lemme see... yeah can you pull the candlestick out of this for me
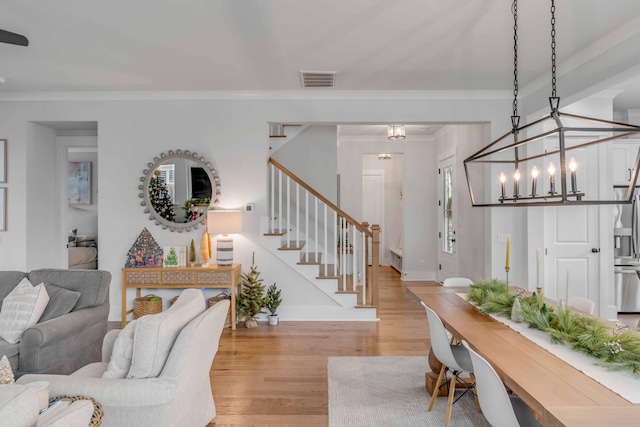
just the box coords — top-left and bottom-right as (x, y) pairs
(531, 166), (539, 196)
(499, 172), (506, 199)
(569, 157), (578, 193)
(505, 267), (510, 290)
(505, 237), (511, 270)
(548, 161), (556, 195)
(513, 169), (520, 198)
(537, 286), (543, 310)
(536, 248), (540, 288)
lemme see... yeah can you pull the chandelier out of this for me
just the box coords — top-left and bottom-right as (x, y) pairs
(387, 125), (406, 141)
(378, 153), (392, 160)
(464, 0), (640, 207)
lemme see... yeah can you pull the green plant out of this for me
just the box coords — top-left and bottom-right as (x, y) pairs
(467, 280), (640, 376)
(181, 197), (211, 222)
(236, 252), (266, 322)
(265, 283), (282, 315)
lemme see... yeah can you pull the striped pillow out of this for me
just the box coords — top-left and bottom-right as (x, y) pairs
(0, 278), (50, 344)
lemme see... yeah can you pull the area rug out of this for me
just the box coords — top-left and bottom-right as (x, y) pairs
(328, 356), (490, 427)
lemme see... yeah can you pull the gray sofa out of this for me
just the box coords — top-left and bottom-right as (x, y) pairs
(0, 269), (110, 378)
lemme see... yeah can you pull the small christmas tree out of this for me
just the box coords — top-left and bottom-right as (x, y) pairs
(125, 227), (163, 267)
(0, 355), (14, 384)
(165, 247), (178, 266)
(237, 252), (266, 328)
(189, 239), (196, 264)
(149, 170), (175, 222)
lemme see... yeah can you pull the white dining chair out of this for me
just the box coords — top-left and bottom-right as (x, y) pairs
(569, 297), (595, 315)
(462, 341), (542, 427)
(421, 302), (477, 427)
(442, 277), (474, 287)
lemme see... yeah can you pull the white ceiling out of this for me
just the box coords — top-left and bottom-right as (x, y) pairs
(3, 0), (640, 142)
(1, 0), (640, 96)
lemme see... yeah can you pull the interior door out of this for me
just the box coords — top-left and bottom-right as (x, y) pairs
(362, 171), (384, 265)
(438, 156), (458, 281)
(544, 143), (599, 306)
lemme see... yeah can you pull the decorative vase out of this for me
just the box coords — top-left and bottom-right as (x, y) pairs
(269, 314), (279, 326)
(244, 317), (258, 328)
(511, 297), (524, 323)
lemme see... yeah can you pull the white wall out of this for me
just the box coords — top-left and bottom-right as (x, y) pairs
(272, 125), (338, 204)
(26, 123), (58, 271)
(337, 136), (437, 280)
(0, 95), (510, 320)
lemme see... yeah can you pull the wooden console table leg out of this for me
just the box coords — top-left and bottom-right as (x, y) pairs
(231, 283), (237, 331)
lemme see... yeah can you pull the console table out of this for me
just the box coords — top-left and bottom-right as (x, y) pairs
(121, 264), (241, 330)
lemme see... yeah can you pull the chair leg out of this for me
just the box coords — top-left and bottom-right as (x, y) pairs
(469, 372), (482, 413)
(428, 363), (446, 411)
(445, 371), (457, 427)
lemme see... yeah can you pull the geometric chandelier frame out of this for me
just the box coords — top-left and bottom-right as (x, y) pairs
(463, 0), (640, 207)
(464, 110), (640, 207)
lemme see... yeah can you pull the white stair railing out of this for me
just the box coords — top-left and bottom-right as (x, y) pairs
(268, 158), (380, 307)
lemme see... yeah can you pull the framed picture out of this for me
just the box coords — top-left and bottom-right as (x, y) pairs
(68, 162), (91, 205)
(163, 246), (186, 267)
(0, 139), (6, 183)
(0, 188), (6, 231)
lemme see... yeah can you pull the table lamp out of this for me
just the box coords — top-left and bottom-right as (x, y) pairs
(207, 210), (242, 266)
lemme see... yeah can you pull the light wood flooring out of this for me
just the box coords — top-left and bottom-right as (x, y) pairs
(209, 267), (438, 426)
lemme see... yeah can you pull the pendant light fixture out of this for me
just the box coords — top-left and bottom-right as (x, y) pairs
(387, 125), (406, 141)
(378, 153), (392, 160)
(464, 0), (640, 207)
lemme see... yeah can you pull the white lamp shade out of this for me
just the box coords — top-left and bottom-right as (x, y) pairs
(207, 210), (243, 235)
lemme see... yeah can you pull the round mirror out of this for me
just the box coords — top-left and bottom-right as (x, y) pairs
(138, 149), (220, 232)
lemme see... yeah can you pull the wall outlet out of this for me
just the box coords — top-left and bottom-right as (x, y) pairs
(497, 233), (510, 243)
(245, 203), (254, 212)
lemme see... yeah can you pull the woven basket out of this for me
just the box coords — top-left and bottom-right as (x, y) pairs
(133, 294), (162, 319)
(208, 293), (232, 328)
(50, 395), (104, 427)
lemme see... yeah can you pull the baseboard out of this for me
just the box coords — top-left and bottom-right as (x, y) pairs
(401, 271), (436, 281)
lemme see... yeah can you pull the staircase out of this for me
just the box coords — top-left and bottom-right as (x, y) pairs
(261, 158), (380, 320)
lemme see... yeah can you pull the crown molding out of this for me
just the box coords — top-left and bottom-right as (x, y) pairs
(0, 90), (512, 102)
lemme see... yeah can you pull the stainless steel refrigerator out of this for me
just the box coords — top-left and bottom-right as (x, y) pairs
(614, 187), (640, 313)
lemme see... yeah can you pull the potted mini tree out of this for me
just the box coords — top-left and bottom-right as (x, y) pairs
(236, 253), (266, 328)
(265, 283), (282, 325)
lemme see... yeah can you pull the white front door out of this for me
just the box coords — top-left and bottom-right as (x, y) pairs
(543, 144), (599, 306)
(362, 170), (384, 265)
(438, 156), (458, 281)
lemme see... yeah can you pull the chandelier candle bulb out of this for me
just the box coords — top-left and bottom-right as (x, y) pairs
(569, 157), (578, 193)
(531, 166), (539, 196)
(513, 169), (521, 198)
(499, 172), (507, 199)
(548, 162), (556, 194)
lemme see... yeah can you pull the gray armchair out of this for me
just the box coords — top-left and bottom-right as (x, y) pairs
(0, 269), (111, 377)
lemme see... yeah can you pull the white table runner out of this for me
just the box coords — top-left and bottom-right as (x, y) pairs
(456, 293), (640, 404)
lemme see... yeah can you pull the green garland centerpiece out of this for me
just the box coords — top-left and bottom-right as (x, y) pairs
(467, 279), (640, 377)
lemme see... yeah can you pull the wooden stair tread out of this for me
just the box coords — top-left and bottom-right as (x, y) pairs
(335, 291), (358, 294)
(298, 252), (322, 265)
(355, 304), (378, 309)
(278, 241), (306, 250)
(264, 229), (287, 236)
(317, 264), (338, 278)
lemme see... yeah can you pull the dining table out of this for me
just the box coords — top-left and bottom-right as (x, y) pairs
(407, 284), (640, 427)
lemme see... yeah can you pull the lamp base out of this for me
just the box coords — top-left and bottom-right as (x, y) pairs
(217, 235), (234, 266)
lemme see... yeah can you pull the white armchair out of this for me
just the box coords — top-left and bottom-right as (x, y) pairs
(18, 293), (229, 427)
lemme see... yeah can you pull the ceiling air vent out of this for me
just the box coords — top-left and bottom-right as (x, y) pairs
(300, 71), (337, 88)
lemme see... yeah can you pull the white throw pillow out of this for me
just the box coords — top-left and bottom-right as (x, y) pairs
(0, 278), (50, 344)
(127, 289), (205, 379)
(102, 319), (138, 379)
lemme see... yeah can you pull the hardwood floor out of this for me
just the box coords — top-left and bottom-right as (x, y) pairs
(209, 267), (439, 426)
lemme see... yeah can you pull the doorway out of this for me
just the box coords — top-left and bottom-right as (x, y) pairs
(438, 153), (458, 281)
(362, 154), (404, 267)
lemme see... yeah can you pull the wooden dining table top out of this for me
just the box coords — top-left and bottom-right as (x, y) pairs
(407, 284), (640, 427)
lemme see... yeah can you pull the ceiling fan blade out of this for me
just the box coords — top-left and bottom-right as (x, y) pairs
(0, 29), (29, 46)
